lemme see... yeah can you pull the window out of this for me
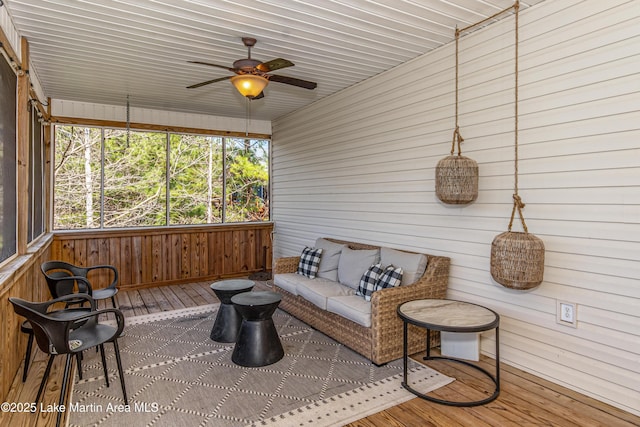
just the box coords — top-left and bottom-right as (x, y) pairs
(53, 125), (269, 229)
(0, 55), (17, 263)
(169, 134), (223, 225)
(54, 126), (102, 229)
(28, 103), (45, 242)
(103, 129), (167, 227)
(225, 138), (270, 222)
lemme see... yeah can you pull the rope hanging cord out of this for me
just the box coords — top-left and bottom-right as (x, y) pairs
(507, 1), (527, 233)
(451, 1), (520, 157)
(450, 28), (464, 156)
(458, 1), (525, 231)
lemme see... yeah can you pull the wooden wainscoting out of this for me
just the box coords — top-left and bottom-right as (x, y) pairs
(50, 223), (273, 290)
(0, 235), (53, 406)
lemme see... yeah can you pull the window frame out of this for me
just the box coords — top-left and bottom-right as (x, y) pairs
(52, 124), (271, 230)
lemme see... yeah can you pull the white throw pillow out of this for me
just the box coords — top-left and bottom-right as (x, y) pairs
(315, 238), (347, 281)
(380, 247), (428, 286)
(337, 247), (380, 290)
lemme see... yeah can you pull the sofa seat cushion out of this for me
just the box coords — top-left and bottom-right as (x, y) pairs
(380, 247), (428, 286)
(274, 273), (338, 296)
(326, 295), (372, 328)
(274, 273), (304, 295)
(297, 281), (355, 310)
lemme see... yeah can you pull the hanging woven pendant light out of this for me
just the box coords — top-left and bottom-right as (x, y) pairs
(490, 1), (545, 290)
(436, 28), (478, 204)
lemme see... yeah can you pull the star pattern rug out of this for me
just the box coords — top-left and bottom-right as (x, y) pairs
(69, 304), (453, 427)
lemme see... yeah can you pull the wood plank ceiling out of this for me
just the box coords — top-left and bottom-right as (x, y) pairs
(4, 0), (545, 121)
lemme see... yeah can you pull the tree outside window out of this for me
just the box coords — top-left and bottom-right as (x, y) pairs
(53, 125), (269, 229)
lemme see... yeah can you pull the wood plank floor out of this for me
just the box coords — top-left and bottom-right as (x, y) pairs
(3, 280), (638, 427)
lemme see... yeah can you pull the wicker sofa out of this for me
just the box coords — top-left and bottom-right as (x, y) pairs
(272, 238), (450, 365)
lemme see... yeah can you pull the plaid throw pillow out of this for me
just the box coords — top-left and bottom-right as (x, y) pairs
(375, 265), (403, 291)
(296, 247), (323, 278)
(356, 263), (383, 301)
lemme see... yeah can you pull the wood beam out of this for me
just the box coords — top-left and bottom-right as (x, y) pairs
(44, 97), (52, 232)
(29, 87), (50, 121)
(16, 37), (29, 254)
(50, 116), (271, 139)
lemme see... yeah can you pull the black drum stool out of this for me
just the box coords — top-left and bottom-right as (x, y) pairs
(230, 291), (284, 367)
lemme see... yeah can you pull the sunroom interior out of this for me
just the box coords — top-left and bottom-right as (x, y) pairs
(0, 0), (638, 425)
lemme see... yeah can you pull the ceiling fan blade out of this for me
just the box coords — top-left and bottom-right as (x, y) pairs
(269, 74), (317, 90)
(256, 58), (294, 72)
(188, 60), (236, 73)
(186, 75), (231, 89)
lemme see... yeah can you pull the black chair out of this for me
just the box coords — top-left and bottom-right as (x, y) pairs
(20, 306), (91, 383)
(41, 261), (119, 308)
(10, 294), (128, 427)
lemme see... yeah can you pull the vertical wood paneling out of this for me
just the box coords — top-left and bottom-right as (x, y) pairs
(224, 231), (234, 273)
(190, 233), (201, 277)
(142, 236), (152, 284)
(120, 237), (132, 287)
(271, 0), (639, 416)
(181, 233), (190, 278)
(131, 236), (143, 284)
(50, 223), (273, 290)
(170, 234), (181, 281)
(151, 235), (162, 282)
(199, 232), (207, 276)
(210, 232), (225, 277)
(0, 236), (52, 403)
(73, 239), (86, 266)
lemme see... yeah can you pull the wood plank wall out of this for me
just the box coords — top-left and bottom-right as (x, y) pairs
(271, 0), (639, 417)
(0, 236), (52, 403)
(51, 223), (274, 290)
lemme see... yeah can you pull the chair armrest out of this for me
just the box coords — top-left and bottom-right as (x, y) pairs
(86, 264), (119, 288)
(43, 293), (97, 311)
(274, 256), (300, 274)
(63, 308), (125, 336)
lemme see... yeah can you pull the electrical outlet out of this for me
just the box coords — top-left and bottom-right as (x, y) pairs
(556, 301), (577, 328)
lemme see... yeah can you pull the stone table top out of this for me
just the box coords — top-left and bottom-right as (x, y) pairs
(210, 279), (255, 292)
(398, 299), (499, 332)
(231, 290), (282, 307)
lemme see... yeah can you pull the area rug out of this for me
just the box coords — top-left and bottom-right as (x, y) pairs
(69, 304), (453, 427)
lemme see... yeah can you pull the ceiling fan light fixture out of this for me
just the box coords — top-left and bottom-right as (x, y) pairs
(230, 74), (268, 98)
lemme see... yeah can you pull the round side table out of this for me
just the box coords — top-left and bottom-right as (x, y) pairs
(230, 291), (284, 367)
(397, 299), (500, 407)
(209, 279), (254, 342)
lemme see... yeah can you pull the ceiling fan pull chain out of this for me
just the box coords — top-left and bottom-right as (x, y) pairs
(245, 97), (250, 136)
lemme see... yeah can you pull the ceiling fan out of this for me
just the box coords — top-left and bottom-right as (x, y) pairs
(186, 37), (317, 99)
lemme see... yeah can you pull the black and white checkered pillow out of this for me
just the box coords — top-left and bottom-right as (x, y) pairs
(375, 265), (403, 291)
(296, 247), (323, 278)
(356, 263), (383, 301)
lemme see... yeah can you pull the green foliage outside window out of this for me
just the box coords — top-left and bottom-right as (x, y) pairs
(53, 125), (269, 230)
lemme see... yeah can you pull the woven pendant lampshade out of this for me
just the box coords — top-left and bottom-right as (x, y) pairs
(436, 26), (478, 205)
(491, 230), (544, 290)
(489, 1), (545, 290)
(436, 154), (478, 204)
